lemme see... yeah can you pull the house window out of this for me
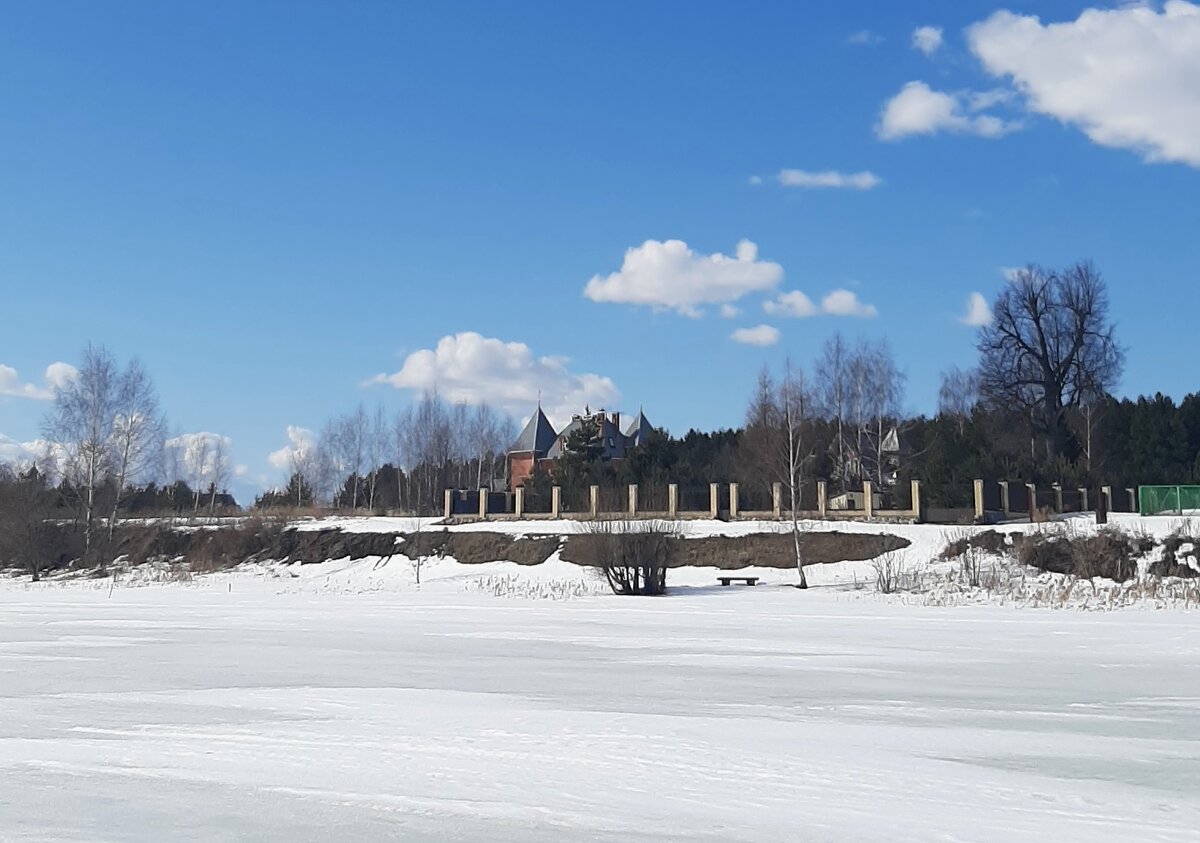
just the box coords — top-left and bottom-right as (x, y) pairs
(607, 437), (614, 448)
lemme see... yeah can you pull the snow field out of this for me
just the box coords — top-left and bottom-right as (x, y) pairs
(1, 582), (1199, 841)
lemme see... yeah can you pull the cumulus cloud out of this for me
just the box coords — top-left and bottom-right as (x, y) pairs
(268, 426), (317, 471)
(821, 289), (878, 318)
(730, 325), (781, 347)
(719, 304), (741, 319)
(776, 169), (882, 190)
(747, 175), (763, 186)
(166, 432), (233, 485)
(764, 291), (818, 318)
(847, 29), (884, 46)
(583, 239), (783, 317)
(369, 332), (620, 424)
(764, 289), (877, 318)
(967, 2), (1200, 167)
(0, 362), (78, 400)
(960, 292), (994, 327)
(912, 25), (944, 55)
(877, 81), (1021, 140)
(0, 434), (50, 466)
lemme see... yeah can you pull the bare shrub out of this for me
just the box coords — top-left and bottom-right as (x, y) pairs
(960, 546), (984, 588)
(584, 519), (677, 596)
(872, 551), (906, 594)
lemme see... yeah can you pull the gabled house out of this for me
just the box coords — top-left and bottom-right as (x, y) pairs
(831, 425), (910, 488)
(507, 404), (655, 489)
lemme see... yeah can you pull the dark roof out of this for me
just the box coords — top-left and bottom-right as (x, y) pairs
(624, 409), (654, 447)
(510, 406), (558, 455)
(547, 412), (627, 460)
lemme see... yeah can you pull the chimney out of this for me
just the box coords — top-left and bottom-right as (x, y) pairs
(611, 411), (620, 431)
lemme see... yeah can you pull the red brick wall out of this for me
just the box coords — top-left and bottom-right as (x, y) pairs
(509, 453), (535, 488)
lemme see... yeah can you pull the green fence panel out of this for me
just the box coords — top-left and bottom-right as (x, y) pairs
(1139, 485), (1200, 515)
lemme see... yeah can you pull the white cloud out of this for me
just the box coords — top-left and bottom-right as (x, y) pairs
(747, 175), (763, 186)
(877, 81), (1021, 140)
(913, 25), (944, 56)
(967, 2), (1200, 167)
(369, 332), (620, 424)
(960, 292), (994, 326)
(764, 289), (877, 318)
(583, 239), (783, 317)
(719, 304), (741, 319)
(268, 425), (317, 471)
(0, 362), (77, 400)
(166, 432), (233, 485)
(847, 30), (883, 46)
(764, 291), (818, 318)
(1001, 266), (1021, 282)
(776, 169), (882, 190)
(0, 434), (50, 466)
(821, 289), (878, 318)
(730, 325), (781, 347)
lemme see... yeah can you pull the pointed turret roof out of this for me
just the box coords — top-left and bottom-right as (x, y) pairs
(624, 408), (654, 447)
(510, 406), (558, 456)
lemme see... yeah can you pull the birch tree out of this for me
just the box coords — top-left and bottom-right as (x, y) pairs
(106, 359), (166, 537)
(43, 344), (118, 562)
(778, 358), (815, 589)
(816, 335), (849, 491)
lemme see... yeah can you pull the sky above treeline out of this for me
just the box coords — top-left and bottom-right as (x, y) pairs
(2, 1), (1199, 498)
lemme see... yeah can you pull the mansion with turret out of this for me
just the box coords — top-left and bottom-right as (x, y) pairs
(507, 405), (654, 489)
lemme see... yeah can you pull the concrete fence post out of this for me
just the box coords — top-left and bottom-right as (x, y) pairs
(999, 481), (1011, 519)
(772, 482), (782, 518)
(1102, 485), (1113, 512)
(817, 480), (828, 519)
(1127, 487), (1138, 514)
(478, 488), (489, 519)
(973, 479), (985, 521)
(628, 484), (638, 517)
(1026, 484), (1037, 521)
(709, 483), (719, 519)
(444, 489), (453, 520)
(1078, 487), (1089, 512)
(514, 487), (525, 518)
(910, 479), (922, 522)
(863, 480), (874, 520)
(589, 485), (599, 518)
(1052, 484), (1064, 514)
(551, 486), (561, 519)
(668, 484), (678, 518)
(729, 483), (740, 519)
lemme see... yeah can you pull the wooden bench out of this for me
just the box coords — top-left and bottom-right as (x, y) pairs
(717, 576), (759, 587)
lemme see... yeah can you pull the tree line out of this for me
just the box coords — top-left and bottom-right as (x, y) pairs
(4, 259), (1199, 577)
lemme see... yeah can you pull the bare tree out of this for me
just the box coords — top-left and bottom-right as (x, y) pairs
(816, 335), (850, 491)
(977, 261), (1124, 462)
(330, 406), (369, 510)
(393, 406), (415, 513)
(938, 366), (980, 434)
(366, 404), (388, 511)
(184, 435), (211, 512)
(0, 466), (59, 581)
(739, 366), (781, 503)
(106, 359), (166, 538)
(779, 358), (815, 589)
(43, 344), (118, 562)
(207, 435), (232, 515)
(865, 341), (905, 490)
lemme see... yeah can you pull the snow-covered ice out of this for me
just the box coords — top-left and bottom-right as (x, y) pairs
(2, 577), (1198, 841)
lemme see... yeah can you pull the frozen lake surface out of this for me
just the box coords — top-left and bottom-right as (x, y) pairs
(1, 583), (1198, 841)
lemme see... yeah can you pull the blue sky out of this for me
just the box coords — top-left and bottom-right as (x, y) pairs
(2, 1), (1199, 498)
